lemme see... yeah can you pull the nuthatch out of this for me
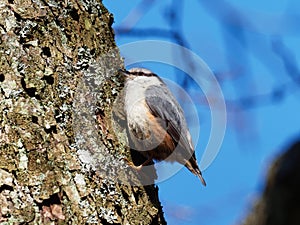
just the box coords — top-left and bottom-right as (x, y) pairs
(120, 68), (206, 186)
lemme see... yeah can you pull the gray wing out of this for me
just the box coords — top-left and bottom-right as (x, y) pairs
(145, 84), (194, 155)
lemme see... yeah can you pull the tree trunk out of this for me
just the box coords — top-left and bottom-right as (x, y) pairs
(242, 141), (300, 225)
(0, 0), (166, 224)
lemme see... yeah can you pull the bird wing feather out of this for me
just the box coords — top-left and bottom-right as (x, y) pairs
(145, 85), (194, 156)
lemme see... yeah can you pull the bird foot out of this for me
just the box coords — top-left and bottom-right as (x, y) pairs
(122, 158), (143, 171)
(122, 157), (152, 171)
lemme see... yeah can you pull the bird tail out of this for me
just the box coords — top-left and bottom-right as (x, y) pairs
(196, 171), (207, 186)
(185, 159), (207, 186)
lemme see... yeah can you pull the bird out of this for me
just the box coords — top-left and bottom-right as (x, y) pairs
(120, 68), (206, 186)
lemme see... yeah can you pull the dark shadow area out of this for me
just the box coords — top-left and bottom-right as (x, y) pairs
(243, 140), (300, 225)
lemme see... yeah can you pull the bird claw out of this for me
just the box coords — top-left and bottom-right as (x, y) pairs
(121, 157), (143, 171)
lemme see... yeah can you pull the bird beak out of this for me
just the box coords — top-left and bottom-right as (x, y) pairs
(118, 69), (129, 76)
(119, 68), (134, 79)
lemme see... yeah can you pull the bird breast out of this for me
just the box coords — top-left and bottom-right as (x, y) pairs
(124, 77), (174, 157)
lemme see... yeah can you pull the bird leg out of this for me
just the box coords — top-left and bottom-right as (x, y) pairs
(123, 157), (153, 171)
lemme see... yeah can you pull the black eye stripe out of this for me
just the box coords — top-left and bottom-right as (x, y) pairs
(130, 71), (157, 77)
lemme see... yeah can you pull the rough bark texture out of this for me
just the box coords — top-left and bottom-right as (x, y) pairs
(242, 141), (300, 225)
(0, 0), (166, 224)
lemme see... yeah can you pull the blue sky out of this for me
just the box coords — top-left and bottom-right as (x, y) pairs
(104, 1), (300, 224)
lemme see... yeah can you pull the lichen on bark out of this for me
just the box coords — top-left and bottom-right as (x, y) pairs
(0, 0), (166, 224)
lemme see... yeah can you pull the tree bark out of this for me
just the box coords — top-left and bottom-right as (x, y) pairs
(0, 0), (166, 224)
(242, 141), (300, 225)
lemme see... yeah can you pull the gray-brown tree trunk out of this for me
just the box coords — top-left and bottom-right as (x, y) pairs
(0, 0), (166, 224)
(242, 141), (300, 225)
